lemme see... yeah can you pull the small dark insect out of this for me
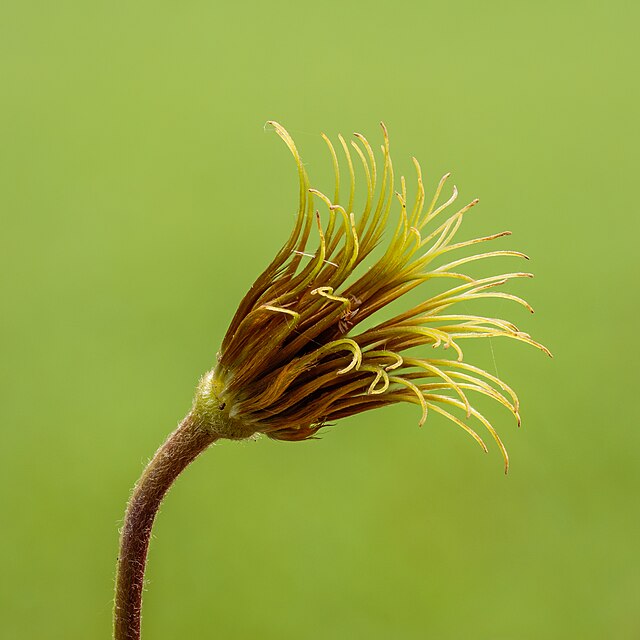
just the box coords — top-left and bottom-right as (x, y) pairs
(338, 296), (362, 334)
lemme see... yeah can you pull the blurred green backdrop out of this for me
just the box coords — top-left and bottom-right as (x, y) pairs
(1, 1), (638, 638)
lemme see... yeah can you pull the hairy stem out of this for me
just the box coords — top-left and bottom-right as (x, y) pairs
(113, 413), (218, 640)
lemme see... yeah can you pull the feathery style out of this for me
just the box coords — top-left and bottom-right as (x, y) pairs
(197, 121), (550, 472)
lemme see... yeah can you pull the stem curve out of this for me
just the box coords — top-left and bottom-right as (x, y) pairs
(113, 413), (217, 640)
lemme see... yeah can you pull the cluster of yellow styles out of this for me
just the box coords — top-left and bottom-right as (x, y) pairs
(199, 122), (550, 472)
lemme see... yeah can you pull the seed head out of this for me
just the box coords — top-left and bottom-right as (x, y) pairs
(195, 122), (550, 472)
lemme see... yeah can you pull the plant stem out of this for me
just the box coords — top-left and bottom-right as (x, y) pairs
(113, 412), (218, 640)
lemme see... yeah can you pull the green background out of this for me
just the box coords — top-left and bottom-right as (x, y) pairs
(1, 2), (638, 638)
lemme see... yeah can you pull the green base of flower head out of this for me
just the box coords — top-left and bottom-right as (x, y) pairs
(192, 370), (257, 440)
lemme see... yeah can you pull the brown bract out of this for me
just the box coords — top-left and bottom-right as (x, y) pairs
(206, 122), (550, 471)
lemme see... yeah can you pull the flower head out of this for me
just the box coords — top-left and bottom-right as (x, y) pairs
(195, 122), (550, 471)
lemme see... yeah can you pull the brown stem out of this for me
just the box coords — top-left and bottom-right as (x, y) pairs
(113, 413), (218, 640)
